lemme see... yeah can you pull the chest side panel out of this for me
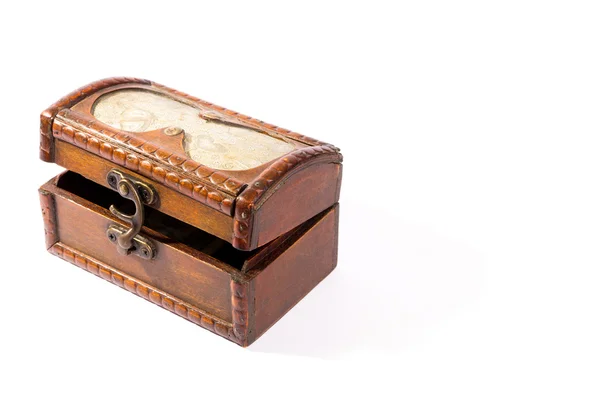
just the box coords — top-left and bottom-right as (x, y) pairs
(251, 204), (339, 341)
(51, 183), (234, 323)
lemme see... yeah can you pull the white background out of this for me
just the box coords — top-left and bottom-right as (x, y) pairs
(1, 1), (599, 398)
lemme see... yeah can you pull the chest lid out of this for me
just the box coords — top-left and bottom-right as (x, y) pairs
(40, 77), (343, 251)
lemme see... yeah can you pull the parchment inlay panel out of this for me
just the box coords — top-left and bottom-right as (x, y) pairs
(92, 89), (295, 170)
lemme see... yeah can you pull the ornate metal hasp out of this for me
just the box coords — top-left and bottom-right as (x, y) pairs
(106, 169), (157, 260)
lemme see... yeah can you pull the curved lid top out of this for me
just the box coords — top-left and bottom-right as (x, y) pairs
(91, 88), (296, 171)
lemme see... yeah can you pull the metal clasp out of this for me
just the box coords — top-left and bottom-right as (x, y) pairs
(106, 169), (157, 260)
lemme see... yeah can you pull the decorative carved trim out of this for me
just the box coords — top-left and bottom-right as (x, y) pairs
(53, 112), (241, 215)
(50, 243), (244, 345)
(231, 280), (249, 345)
(233, 144), (342, 249)
(40, 77), (151, 162)
(39, 189), (58, 249)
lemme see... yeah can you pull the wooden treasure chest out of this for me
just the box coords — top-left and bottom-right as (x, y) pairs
(38, 77), (343, 346)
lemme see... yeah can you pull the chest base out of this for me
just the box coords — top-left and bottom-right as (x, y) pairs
(40, 172), (339, 346)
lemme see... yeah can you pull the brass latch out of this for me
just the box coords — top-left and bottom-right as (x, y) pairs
(106, 169), (157, 260)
